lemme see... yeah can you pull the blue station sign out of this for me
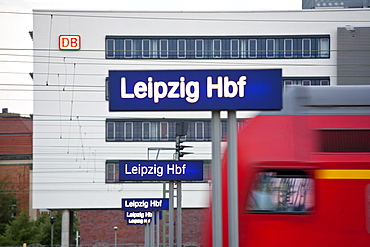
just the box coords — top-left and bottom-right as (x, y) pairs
(122, 198), (170, 211)
(109, 69), (282, 111)
(124, 211), (153, 220)
(127, 218), (152, 225)
(119, 160), (204, 181)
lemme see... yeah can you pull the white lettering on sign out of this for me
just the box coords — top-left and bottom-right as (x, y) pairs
(125, 211), (153, 219)
(121, 77), (199, 103)
(124, 163), (164, 177)
(121, 76), (248, 103)
(124, 199), (164, 209)
(150, 200), (162, 208)
(207, 76), (247, 98)
(59, 35), (80, 50)
(128, 218), (151, 224)
(167, 163), (186, 175)
(124, 200), (149, 209)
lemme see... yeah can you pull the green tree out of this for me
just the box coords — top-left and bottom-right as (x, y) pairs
(0, 210), (78, 247)
(0, 178), (18, 235)
(0, 211), (39, 245)
(36, 212), (62, 246)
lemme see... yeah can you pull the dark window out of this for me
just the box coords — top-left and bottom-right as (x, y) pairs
(247, 169), (314, 214)
(106, 162), (119, 183)
(319, 130), (370, 152)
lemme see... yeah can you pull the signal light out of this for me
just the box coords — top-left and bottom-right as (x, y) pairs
(50, 216), (56, 224)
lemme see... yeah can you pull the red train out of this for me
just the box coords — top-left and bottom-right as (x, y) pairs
(206, 86), (370, 246)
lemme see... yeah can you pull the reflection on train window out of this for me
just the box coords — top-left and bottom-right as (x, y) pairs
(247, 170), (314, 214)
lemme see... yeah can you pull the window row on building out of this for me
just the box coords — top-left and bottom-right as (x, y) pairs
(284, 77), (330, 87)
(106, 160), (211, 183)
(106, 35), (330, 59)
(106, 119), (233, 142)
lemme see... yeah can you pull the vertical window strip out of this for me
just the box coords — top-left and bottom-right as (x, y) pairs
(106, 39), (115, 58)
(160, 122), (169, 140)
(105, 77), (109, 101)
(302, 38), (311, 57)
(107, 122), (115, 140)
(284, 39), (293, 58)
(178, 39), (186, 58)
(248, 39), (257, 58)
(240, 39), (247, 58)
(152, 39), (159, 58)
(124, 122), (133, 140)
(320, 38), (330, 58)
(195, 39), (204, 58)
(213, 39), (222, 58)
(195, 122), (204, 140)
(266, 39), (275, 58)
(160, 39), (168, 58)
(124, 39), (133, 58)
(142, 122), (151, 140)
(106, 162), (119, 183)
(142, 39), (151, 58)
(231, 39), (239, 58)
(115, 122), (124, 140)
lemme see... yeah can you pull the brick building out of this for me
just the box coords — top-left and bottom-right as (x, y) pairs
(0, 109), (36, 219)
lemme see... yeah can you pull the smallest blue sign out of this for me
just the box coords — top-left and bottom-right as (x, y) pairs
(122, 198), (170, 211)
(127, 218), (152, 225)
(124, 211), (153, 220)
(119, 160), (203, 181)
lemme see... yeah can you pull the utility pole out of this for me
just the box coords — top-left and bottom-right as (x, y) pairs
(174, 122), (192, 247)
(50, 216), (56, 247)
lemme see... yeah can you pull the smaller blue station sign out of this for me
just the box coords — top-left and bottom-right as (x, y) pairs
(119, 160), (204, 181)
(122, 198), (170, 211)
(127, 218), (152, 225)
(124, 211), (153, 220)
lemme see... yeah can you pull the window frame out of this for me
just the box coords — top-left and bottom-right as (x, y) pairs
(247, 169), (315, 215)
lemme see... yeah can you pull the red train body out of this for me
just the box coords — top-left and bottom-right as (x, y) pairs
(206, 86), (370, 246)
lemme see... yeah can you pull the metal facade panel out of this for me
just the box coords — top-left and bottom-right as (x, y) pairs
(337, 27), (370, 85)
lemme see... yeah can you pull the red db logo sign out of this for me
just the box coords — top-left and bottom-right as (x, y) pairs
(59, 35), (81, 50)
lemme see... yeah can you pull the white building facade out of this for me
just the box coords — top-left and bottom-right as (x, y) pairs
(32, 8), (370, 245)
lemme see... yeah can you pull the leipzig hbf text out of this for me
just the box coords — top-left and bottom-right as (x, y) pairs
(124, 163), (187, 178)
(120, 75), (247, 103)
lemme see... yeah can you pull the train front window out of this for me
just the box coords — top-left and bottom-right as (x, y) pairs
(247, 169), (314, 214)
